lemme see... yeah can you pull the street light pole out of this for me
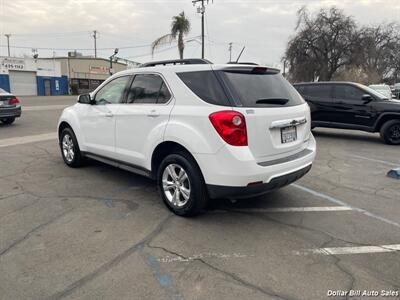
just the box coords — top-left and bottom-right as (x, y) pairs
(5, 34), (11, 57)
(109, 48), (119, 75)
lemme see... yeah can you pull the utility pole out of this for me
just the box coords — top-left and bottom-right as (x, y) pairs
(192, 0), (213, 59)
(5, 34), (11, 57)
(92, 30), (98, 58)
(228, 42), (233, 62)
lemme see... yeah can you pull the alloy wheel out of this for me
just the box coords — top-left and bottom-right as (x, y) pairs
(62, 134), (75, 163)
(389, 124), (400, 143)
(162, 163), (191, 207)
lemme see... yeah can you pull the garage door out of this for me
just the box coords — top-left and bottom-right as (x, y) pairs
(9, 71), (37, 96)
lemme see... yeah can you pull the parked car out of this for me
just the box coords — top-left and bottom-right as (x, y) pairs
(369, 84), (393, 99)
(293, 81), (400, 145)
(0, 88), (21, 125)
(58, 59), (316, 216)
(394, 83), (400, 99)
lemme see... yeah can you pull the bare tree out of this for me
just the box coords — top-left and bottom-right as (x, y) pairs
(357, 23), (400, 83)
(284, 7), (358, 82)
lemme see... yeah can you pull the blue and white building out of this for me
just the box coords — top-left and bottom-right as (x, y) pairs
(0, 57), (68, 96)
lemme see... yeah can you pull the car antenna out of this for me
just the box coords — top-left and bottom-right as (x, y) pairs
(236, 46), (246, 63)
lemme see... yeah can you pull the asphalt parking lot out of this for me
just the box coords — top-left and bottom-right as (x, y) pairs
(0, 96), (399, 300)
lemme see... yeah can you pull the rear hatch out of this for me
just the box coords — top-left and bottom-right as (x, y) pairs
(216, 66), (310, 161)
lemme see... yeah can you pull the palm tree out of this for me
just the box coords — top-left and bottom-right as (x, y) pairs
(151, 11), (191, 60)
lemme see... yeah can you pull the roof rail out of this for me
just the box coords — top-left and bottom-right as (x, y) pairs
(227, 61), (259, 65)
(140, 58), (213, 68)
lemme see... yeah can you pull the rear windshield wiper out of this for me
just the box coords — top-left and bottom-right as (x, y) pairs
(255, 98), (289, 105)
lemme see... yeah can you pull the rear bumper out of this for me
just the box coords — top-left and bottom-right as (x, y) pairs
(0, 106), (21, 118)
(195, 134), (316, 186)
(207, 164), (312, 199)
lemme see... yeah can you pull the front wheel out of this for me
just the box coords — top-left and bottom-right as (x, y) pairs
(157, 152), (208, 217)
(1, 117), (15, 125)
(60, 127), (85, 167)
(380, 120), (400, 145)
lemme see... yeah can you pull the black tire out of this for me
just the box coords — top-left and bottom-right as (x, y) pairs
(60, 127), (85, 167)
(1, 117), (15, 125)
(380, 120), (400, 145)
(157, 152), (208, 217)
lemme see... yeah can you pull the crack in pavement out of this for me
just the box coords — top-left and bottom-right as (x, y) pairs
(147, 244), (296, 300)
(237, 211), (399, 292)
(46, 214), (173, 300)
(0, 197), (41, 221)
(0, 209), (72, 257)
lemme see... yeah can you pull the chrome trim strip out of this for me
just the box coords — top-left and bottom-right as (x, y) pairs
(270, 117), (307, 129)
(257, 148), (313, 167)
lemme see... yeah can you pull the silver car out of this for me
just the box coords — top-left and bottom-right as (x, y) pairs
(0, 88), (21, 125)
(369, 84), (393, 99)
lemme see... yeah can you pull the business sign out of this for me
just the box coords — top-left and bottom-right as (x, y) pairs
(89, 66), (110, 74)
(1, 58), (25, 70)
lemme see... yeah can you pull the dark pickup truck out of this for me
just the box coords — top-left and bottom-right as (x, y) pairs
(293, 82), (400, 145)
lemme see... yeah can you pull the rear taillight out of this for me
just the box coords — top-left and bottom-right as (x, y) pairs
(9, 97), (20, 105)
(209, 111), (247, 146)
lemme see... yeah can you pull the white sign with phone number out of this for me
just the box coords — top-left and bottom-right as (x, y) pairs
(1, 59), (25, 70)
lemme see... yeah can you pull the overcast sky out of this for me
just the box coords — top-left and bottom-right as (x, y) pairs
(0, 0), (399, 67)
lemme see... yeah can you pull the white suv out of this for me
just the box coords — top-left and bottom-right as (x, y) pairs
(58, 59), (316, 216)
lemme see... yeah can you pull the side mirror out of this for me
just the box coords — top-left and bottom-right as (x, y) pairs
(78, 94), (93, 104)
(361, 94), (373, 103)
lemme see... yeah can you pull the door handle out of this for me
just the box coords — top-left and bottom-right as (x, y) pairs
(147, 110), (159, 118)
(105, 112), (113, 117)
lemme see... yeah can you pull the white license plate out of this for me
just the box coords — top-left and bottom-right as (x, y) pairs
(281, 126), (297, 144)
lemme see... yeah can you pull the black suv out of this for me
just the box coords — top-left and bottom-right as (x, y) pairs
(293, 82), (400, 145)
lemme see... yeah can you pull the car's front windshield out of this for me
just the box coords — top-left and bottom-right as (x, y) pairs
(357, 83), (389, 100)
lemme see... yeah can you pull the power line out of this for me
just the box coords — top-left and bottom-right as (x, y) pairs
(0, 36), (200, 52)
(125, 44), (179, 59)
(6, 31), (91, 37)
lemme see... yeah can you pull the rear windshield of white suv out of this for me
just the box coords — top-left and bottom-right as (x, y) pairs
(222, 71), (305, 107)
(177, 70), (304, 108)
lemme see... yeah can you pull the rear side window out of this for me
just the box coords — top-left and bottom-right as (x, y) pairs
(177, 71), (230, 106)
(302, 85), (332, 98)
(127, 74), (171, 104)
(222, 72), (305, 107)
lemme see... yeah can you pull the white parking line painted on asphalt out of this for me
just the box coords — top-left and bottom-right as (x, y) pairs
(296, 244), (400, 256)
(23, 105), (69, 111)
(348, 154), (399, 167)
(292, 183), (400, 229)
(0, 132), (56, 148)
(213, 206), (353, 213)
